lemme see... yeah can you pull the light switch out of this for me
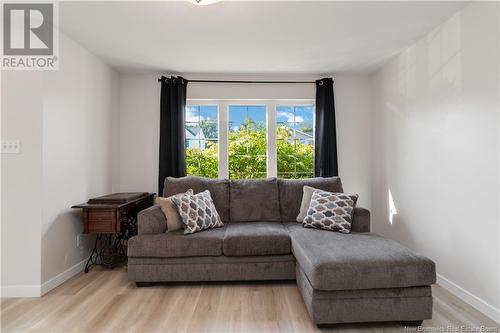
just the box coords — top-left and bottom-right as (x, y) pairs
(1, 140), (20, 154)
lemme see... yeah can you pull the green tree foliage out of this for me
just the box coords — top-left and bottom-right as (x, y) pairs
(186, 121), (314, 179)
(185, 139), (218, 178)
(276, 125), (314, 179)
(228, 120), (267, 179)
(199, 121), (217, 139)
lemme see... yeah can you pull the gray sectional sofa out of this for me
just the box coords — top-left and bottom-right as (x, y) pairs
(128, 176), (436, 326)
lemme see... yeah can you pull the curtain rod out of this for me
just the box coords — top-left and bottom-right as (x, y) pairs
(157, 78), (315, 84)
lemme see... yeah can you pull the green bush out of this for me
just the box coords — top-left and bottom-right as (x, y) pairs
(186, 122), (314, 179)
(186, 140), (218, 178)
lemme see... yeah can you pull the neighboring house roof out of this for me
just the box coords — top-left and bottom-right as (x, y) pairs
(295, 129), (313, 140)
(186, 126), (206, 140)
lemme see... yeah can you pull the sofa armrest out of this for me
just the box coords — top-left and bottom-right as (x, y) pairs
(351, 207), (370, 232)
(137, 205), (167, 234)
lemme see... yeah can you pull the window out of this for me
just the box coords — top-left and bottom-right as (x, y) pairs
(228, 105), (267, 179)
(185, 105), (218, 178)
(276, 106), (314, 179)
(185, 101), (314, 179)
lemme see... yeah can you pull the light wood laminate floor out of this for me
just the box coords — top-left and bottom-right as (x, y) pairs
(1, 266), (498, 333)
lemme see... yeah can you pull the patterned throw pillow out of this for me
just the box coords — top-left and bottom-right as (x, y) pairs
(303, 189), (358, 233)
(171, 190), (223, 234)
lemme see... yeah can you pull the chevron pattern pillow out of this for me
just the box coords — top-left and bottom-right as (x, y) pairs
(303, 189), (358, 233)
(171, 190), (223, 234)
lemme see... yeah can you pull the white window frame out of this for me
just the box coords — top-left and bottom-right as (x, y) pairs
(186, 99), (315, 179)
(185, 103), (220, 177)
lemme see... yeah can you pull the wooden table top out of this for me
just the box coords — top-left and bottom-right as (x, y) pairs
(72, 192), (154, 209)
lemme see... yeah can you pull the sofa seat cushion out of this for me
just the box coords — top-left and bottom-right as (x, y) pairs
(223, 222), (291, 256)
(288, 227), (436, 291)
(127, 226), (226, 258)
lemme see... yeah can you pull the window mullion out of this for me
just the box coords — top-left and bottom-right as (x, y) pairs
(267, 101), (277, 178)
(218, 101), (229, 179)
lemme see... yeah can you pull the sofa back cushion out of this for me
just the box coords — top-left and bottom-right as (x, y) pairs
(277, 177), (343, 222)
(163, 176), (230, 222)
(230, 178), (281, 222)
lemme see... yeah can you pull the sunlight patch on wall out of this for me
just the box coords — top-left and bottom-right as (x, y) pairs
(388, 189), (398, 224)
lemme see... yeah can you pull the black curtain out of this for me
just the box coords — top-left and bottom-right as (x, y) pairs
(314, 77), (338, 177)
(158, 75), (188, 195)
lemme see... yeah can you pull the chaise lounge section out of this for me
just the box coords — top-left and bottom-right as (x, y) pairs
(127, 176), (436, 326)
(287, 223), (435, 324)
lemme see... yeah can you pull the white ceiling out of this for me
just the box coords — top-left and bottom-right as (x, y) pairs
(59, 1), (467, 74)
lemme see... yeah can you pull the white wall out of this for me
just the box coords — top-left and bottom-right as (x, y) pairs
(1, 71), (44, 296)
(1, 32), (119, 296)
(116, 73), (372, 208)
(117, 74), (159, 194)
(371, 2), (500, 321)
(41, 33), (119, 286)
(335, 75), (372, 209)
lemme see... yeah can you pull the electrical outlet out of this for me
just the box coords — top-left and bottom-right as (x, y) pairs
(76, 234), (84, 249)
(1, 140), (20, 154)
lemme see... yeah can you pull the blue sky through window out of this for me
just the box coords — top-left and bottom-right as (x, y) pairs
(276, 105), (314, 126)
(229, 105), (266, 131)
(186, 105), (217, 123)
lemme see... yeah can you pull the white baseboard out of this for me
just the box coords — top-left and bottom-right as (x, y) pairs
(1, 258), (88, 298)
(0, 285), (41, 298)
(40, 258), (88, 296)
(437, 273), (500, 323)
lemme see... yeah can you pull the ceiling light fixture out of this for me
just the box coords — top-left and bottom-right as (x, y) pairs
(188, 0), (222, 5)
